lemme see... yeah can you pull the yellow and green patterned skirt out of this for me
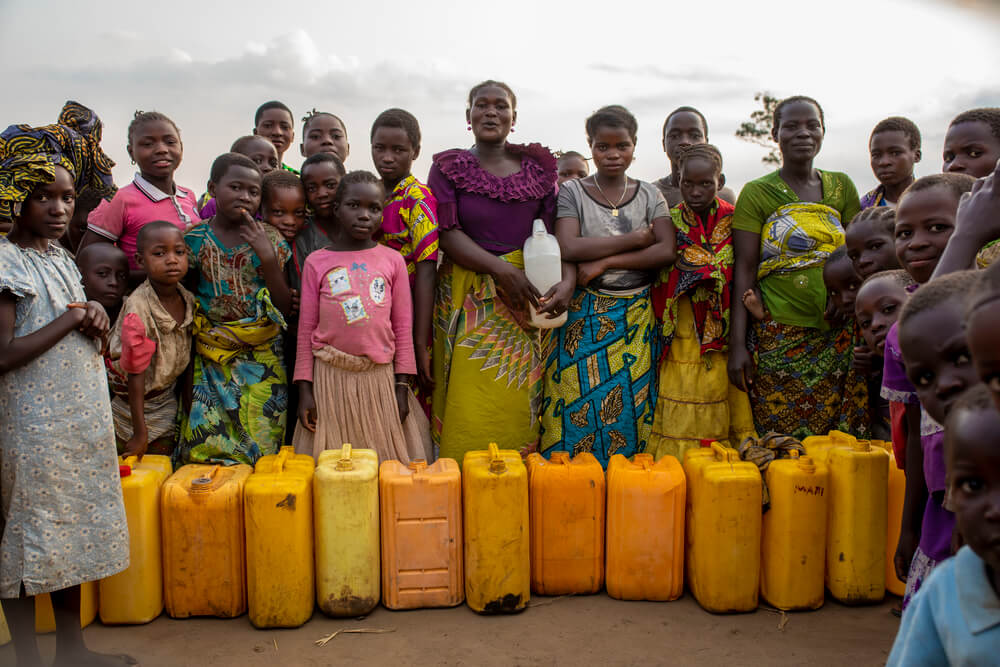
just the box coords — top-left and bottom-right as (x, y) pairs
(539, 286), (658, 467)
(432, 252), (546, 463)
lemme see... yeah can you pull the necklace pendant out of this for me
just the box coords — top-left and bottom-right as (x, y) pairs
(611, 208), (619, 217)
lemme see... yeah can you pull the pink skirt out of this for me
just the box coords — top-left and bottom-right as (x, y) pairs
(292, 346), (433, 464)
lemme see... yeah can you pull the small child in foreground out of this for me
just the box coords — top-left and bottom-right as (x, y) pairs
(855, 269), (915, 469)
(844, 207), (900, 280)
(293, 171), (431, 463)
(896, 270), (981, 610)
(76, 242), (129, 325)
(106, 221), (195, 458)
(888, 383), (1000, 665)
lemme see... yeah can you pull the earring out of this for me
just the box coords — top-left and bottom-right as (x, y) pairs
(130, 158), (136, 165)
(510, 125), (516, 133)
(467, 123), (472, 131)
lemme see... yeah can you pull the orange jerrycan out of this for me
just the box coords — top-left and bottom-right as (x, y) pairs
(527, 452), (605, 595)
(380, 457), (463, 609)
(161, 463), (252, 618)
(826, 440), (888, 604)
(760, 451), (828, 611)
(100, 456), (172, 624)
(245, 447), (315, 628)
(463, 443), (530, 613)
(606, 453), (686, 601)
(684, 443), (762, 613)
(314, 444), (380, 617)
(34, 581), (98, 633)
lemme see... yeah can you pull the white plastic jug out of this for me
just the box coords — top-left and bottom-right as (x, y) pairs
(524, 219), (567, 329)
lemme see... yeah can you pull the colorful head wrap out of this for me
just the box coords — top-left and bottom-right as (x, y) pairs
(0, 101), (117, 221)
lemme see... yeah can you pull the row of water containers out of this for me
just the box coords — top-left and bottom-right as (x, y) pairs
(2, 432), (905, 637)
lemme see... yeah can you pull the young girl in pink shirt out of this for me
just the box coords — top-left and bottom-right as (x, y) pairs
(293, 171), (431, 462)
(81, 111), (198, 284)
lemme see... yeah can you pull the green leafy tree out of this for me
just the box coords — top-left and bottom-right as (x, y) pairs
(736, 92), (781, 165)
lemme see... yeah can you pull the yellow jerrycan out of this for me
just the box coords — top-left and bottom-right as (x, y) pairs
(760, 451), (828, 611)
(161, 463), (253, 618)
(684, 443), (762, 613)
(606, 453), (686, 601)
(802, 430), (856, 464)
(826, 440), (889, 604)
(33, 581), (98, 633)
(527, 452), (605, 595)
(314, 444), (380, 617)
(99, 456), (173, 624)
(380, 457), (464, 609)
(869, 440), (906, 596)
(463, 443), (530, 613)
(245, 447), (315, 628)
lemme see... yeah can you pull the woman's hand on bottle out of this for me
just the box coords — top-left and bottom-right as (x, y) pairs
(576, 259), (605, 287)
(67, 300), (110, 338)
(727, 345), (755, 393)
(493, 263), (540, 309)
(536, 278), (574, 318)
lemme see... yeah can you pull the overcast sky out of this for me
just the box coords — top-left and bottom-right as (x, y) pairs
(1, 0), (998, 198)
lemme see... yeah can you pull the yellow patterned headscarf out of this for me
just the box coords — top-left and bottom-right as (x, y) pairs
(0, 101), (117, 221)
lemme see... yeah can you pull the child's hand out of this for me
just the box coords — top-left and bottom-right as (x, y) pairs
(290, 288), (300, 317)
(576, 260), (605, 287)
(68, 300), (110, 338)
(298, 392), (317, 432)
(238, 213), (277, 266)
(395, 382), (410, 424)
(955, 162), (1000, 246)
(122, 429), (148, 461)
(852, 343), (873, 374)
(894, 529), (918, 582)
(415, 347), (434, 395)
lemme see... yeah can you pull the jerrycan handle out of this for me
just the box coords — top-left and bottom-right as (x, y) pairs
(120, 455), (139, 467)
(550, 452), (571, 465)
(710, 442), (739, 463)
(408, 458), (428, 473)
(191, 465), (221, 491)
(488, 442), (507, 474)
(274, 446), (293, 474)
(633, 453), (654, 470)
(336, 443), (354, 471)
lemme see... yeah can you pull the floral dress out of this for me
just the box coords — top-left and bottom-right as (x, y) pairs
(0, 237), (128, 597)
(176, 223), (291, 466)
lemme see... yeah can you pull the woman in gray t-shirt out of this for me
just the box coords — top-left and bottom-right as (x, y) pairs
(540, 105), (676, 466)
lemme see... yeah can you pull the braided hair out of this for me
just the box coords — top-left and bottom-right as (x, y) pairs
(849, 206), (896, 236)
(677, 143), (723, 175)
(127, 110), (180, 146)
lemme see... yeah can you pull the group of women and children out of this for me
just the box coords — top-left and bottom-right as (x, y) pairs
(1, 84), (999, 665)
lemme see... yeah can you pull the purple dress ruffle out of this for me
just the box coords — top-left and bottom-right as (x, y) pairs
(427, 143), (558, 255)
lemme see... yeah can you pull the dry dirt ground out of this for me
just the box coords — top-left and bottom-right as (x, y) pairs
(1, 592), (899, 666)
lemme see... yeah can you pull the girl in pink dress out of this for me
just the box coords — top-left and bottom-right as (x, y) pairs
(292, 171), (431, 462)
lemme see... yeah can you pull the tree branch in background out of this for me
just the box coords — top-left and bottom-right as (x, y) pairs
(735, 92), (781, 166)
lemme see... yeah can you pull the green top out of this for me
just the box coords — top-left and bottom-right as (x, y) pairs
(732, 169), (860, 329)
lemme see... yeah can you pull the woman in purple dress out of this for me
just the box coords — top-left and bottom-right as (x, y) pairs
(428, 80), (574, 462)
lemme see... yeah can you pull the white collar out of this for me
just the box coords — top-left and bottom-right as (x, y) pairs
(133, 172), (188, 202)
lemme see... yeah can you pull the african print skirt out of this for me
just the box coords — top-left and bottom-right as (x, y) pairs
(176, 312), (287, 467)
(749, 317), (869, 440)
(648, 296), (756, 463)
(432, 252), (546, 463)
(539, 286), (658, 467)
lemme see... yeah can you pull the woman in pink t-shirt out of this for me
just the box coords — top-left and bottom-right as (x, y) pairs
(80, 111), (198, 284)
(292, 171), (432, 463)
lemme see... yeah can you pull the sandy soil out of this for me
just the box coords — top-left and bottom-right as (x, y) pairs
(1, 593), (899, 666)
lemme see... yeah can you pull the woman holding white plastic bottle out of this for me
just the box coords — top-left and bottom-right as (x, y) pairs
(428, 80), (574, 463)
(540, 105), (676, 467)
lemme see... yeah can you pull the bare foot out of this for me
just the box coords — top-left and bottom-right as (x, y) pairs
(742, 288), (766, 320)
(53, 648), (138, 667)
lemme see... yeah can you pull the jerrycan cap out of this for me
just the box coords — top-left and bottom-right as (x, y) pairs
(550, 452), (571, 465)
(336, 443), (354, 471)
(699, 439), (714, 448)
(118, 464), (132, 478)
(191, 466), (221, 491)
(851, 439), (872, 453)
(488, 443), (507, 474)
(531, 218), (546, 236)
